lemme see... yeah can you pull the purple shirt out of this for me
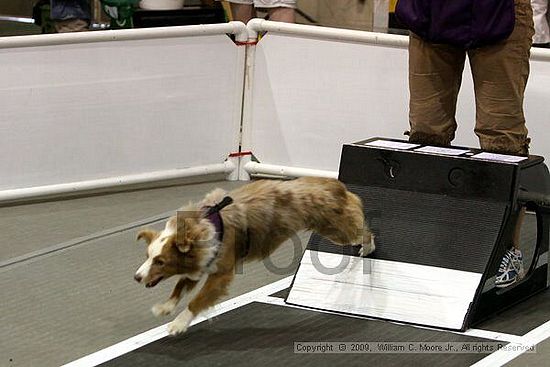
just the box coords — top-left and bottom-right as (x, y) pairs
(395, 0), (516, 49)
(51, 0), (91, 21)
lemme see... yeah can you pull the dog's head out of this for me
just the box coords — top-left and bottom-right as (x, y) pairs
(133, 213), (217, 288)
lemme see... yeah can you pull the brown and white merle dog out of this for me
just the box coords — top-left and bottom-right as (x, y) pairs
(134, 177), (374, 335)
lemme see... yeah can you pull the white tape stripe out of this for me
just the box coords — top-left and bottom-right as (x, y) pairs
(259, 296), (524, 344)
(470, 320), (550, 367)
(61, 276), (292, 367)
(0, 211), (173, 270)
(461, 329), (524, 344)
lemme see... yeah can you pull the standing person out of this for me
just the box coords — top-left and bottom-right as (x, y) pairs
(396, 0), (535, 287)
(221, 0), (296, 24)
(51, 0), (91, 32)
(532, 0), (550, 47)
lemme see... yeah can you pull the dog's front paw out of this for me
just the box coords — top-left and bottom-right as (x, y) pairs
(152, 300), (177, 317)
(167, 308), (194, 336)
(167, 320), (189, 335)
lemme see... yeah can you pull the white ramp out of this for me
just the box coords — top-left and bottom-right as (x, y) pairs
(287, 250), (482, 330)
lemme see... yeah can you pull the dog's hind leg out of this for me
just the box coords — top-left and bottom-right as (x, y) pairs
(313, 193), (375, 256)
(313, 206), (364, 245)
(342, 192), (375, 257)
(359, 228), (375, 257)
(315, 225), (375, 257)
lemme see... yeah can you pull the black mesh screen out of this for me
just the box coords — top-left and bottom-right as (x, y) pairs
(308, 184), (509, 273)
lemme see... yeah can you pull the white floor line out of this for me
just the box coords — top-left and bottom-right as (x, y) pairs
(0, 210), (173, 270)
(461, 328), (524, 344)
(61, 276), (293, 367)
(259, 296), (524, 344)
(62, 278), (546, 367)
(470, 320), (550, 367)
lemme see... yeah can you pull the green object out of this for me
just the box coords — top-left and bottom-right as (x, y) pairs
(32, 1), (56, 34)
(100, 0), (141, 29)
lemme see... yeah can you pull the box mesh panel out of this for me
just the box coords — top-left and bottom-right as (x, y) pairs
(308, 185), (508, 273)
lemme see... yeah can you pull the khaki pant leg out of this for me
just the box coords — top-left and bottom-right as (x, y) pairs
(408, 33), (467, 146)
(54, 19), (89, 33)
(468, 0), (534, 155)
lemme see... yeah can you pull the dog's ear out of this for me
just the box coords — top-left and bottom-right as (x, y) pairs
(137, 229), (158, 245)
(165, 217), (177, 232)
(173, 228), (199, 254)
(175, 242), (192, 253)
(174, 220), (213, 253)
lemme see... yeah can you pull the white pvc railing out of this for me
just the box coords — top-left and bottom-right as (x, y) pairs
(0, 21), (248, 48)
(244, 161), (337, 179)
(0, 162), (236, 204)
(247, 19), (408, 47)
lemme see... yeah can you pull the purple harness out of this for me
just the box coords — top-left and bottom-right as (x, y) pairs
(203, 196), (251, 265)
(203, 196), (234, 242)
(202, 196), (233, 269)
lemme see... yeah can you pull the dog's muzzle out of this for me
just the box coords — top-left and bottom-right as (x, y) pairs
(145, 276), (163, 288)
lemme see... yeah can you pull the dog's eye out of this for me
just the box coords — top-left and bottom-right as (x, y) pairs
(154, 259), (165, 266)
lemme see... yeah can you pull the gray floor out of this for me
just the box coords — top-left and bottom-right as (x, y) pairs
(1, 181), (304, 367)
(1, 182), (243, 261)
(102, 302), (495, 367)
(1, 181), (548, 367)
(507, 338), (550, 367)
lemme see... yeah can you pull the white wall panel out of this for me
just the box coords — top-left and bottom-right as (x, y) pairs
(0, 30), (244, 190)
(525, 56), (550, 157)
(244, 29), (550, 172)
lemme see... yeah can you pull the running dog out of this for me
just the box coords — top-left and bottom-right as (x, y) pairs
(134, 177), (374, 335)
